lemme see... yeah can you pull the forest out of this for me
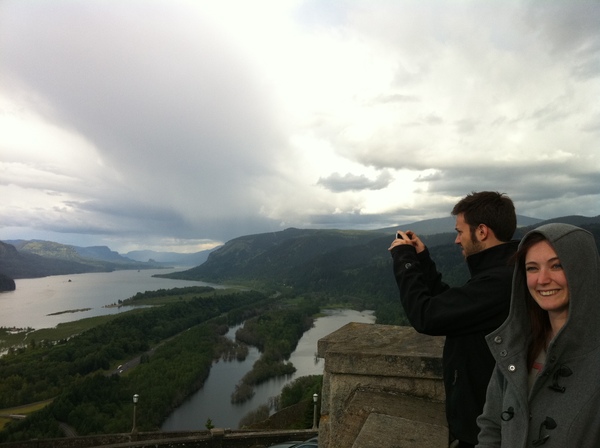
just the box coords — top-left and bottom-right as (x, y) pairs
(0, 287), (322, 442)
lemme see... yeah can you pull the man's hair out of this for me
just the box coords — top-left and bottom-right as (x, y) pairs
(451, 191), (516, 242)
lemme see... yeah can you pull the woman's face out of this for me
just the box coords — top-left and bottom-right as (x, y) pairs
(525, 240), (569, 317)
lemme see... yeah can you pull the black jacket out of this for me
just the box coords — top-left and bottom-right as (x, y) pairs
(391, 241), (518, 444)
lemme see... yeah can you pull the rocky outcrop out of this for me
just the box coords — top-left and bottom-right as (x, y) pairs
(0, 272), (16, 292)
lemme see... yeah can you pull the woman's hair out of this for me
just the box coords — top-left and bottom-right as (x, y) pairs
(515, 232), (552, 369)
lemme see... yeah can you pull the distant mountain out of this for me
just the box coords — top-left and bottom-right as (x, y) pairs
(524, 215), (600, 227)
(9, 240), (137, 264)
(1, 240), (165, 280)
(1, 241), (107, 280)
(125, 248), (218, 266)
(377, 214), (543, 236)
(74, 245), (136, 263)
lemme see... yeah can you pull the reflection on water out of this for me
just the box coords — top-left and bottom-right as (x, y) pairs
(0, 269), (223, 330)
(161, 309), (375, 430)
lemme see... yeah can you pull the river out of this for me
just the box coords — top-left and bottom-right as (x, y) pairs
(0, 269), (224, 330)
(161, 308), (375, 430)
(0, 270), (376, 430)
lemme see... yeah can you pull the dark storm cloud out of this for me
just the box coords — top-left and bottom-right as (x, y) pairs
(1, 1), (287, 242)
(523, 1), (600, 56)
(317, 171), (393, 192)
(414, 160), (600, 219)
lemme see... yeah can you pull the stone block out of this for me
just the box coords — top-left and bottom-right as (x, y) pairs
(353, 413), (448, 448)
(317, 323), (447, 448)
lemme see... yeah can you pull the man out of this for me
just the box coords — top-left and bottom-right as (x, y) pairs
(388, 191), (518, 448)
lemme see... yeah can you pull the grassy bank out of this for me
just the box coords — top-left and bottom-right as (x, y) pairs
(0, 400), (53, 431)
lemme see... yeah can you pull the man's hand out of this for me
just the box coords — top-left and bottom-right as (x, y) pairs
(388, 230), (426, 253)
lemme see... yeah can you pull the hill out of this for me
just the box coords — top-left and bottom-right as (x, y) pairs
(73, 245), (135, 263)
(0, 240), (165, 280)
(160, 215), (600, 321)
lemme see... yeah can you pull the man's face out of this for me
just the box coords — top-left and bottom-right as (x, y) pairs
(454, 213), (484, 258)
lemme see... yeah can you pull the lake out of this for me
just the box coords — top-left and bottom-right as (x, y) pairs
(0, 269), (224, 330)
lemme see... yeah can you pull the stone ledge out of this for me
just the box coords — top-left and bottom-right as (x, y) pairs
(353, 413), (448, 448)
(0, 430), (318, 448)
(317, 323), (447, 448)
(317, 323), (445, 379)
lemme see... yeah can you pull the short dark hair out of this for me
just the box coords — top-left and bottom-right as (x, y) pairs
(451, 191), (516, 242)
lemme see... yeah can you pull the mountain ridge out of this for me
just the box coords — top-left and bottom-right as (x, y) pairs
(158, 215), (600, 319)
(2, 215), (599, 288)
(0, 240), (166, 282)
(376, 213), (543, 235)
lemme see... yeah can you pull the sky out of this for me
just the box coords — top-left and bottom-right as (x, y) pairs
(1, 0), (599, 254)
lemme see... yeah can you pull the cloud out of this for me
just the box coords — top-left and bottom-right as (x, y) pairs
(317, 170), (393, 192)
(0, 0), (599, 252)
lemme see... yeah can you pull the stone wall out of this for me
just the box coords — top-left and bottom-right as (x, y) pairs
(316, 322), (447, 448)
(0, 429), (317, 448)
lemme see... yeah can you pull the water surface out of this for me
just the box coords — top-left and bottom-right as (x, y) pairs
(0, 269), (223, 329)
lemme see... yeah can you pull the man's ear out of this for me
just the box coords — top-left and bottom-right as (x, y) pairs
(476, 224), (491, 242)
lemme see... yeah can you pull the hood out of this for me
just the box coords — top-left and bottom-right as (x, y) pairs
(491, 223), (600, 359)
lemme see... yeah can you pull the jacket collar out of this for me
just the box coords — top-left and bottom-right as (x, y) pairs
(466, 240), (519, 277)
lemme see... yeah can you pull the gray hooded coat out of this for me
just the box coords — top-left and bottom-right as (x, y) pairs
(477, 223), (600, 447)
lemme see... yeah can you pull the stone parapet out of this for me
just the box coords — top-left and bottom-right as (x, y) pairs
(317, 323), (447, 448)
(0, 429), (317, 448)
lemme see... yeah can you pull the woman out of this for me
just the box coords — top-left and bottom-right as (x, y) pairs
(476, 223), (600, 447)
